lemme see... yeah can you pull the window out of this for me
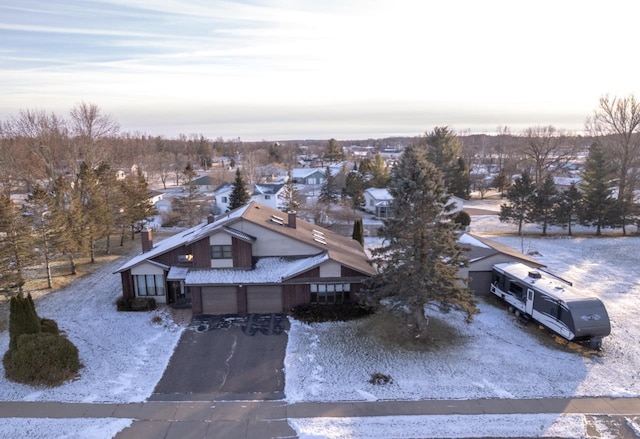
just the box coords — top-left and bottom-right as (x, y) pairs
(211, 245), (232, 259)
(177, 254), (193, 263)
(221, 196), (228, 203)
(134, 274), (165, 297)
(310, 283), (350, 304)
(264, 195), (271, 200)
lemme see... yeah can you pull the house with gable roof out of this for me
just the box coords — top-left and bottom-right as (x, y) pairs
(116, 201), (376, 315)
(251, 183), (286, 210)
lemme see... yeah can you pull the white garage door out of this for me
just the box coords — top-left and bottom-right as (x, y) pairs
(246, 286), (283, 314)
(202, 287), (238, 315)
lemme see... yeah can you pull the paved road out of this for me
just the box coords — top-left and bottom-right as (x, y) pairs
(151, 314), (288, 401)
(1, 397), (640, 438)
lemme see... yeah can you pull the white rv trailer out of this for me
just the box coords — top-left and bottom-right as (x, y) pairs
(490, 262), (610, 350)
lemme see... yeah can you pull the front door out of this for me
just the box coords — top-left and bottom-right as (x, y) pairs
(168, 280), (190, 307)
(525, 289), (534, 315)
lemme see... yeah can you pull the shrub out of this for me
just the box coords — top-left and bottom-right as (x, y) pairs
(8, 294), (41, 351)
(369, 372), (393, 385)
(453, 211), (471, 228)
(117, 296), (156, 312)
(3, 333), (81, 386)
(40, 318), (60, 335)
(291, 303), (374, 323)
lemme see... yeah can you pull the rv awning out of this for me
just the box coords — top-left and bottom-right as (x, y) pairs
(167, 266), (189, 281)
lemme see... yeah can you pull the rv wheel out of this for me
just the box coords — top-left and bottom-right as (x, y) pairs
(508, 306), (515, 313)
(589, 338), (602, 351)
(514, 310), (521, 318)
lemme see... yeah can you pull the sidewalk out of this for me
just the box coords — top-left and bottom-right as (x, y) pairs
(1, 397), (640, 438)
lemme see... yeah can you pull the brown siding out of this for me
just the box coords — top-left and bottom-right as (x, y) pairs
(283, 284), (310, 310)
(237, 285), (247, 314)
(192, 238), (211, 268)
(153, 244), (191, 266)
(341, 266), (372, 278)
(191, 286), (203, 314)
(121, 271), (135, 299)
(232, 238), (252, 269)
(289, 267), (320, 280)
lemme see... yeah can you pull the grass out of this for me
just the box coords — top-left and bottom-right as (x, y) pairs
(0, 230), (175, 332)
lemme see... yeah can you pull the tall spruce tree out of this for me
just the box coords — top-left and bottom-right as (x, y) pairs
(423, 126), (470, 199)
(344, 171), (365, 209)
(229, 168), (250, 210)
(319, 166), (339, 203)
(323, 138), (344, 163)
(281, 173), (302, 212)
(531, 174), (558, 236)
(499, 171), (536, 235)
(553, 183), (582, 236)
(369, 144), (477, 338)
(579, 143), (616, 235)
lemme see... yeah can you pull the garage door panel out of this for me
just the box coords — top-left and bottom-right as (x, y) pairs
(202, 286), (238, 314)
(247, 286), (283, 314)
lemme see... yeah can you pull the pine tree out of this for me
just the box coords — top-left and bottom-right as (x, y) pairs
(76, 162), (109, 263)
(368, 154), (390, 188)
(352, 217), (364, 246)
(319, 166), (339, 203)
(323, 138), (344, 163)
(499, 171), (535, 235)
(423, 126), (470, 198)
(531, 174), (558, 235)
(120, 168), (157, 242)
(7, 294), (41, 351)
(369, 144), (477, 338)
(229, 168), (250, 210)
(0, 196), (31, 295)
(579, 143), (616, 235)
(281, 173), (302, 212)
(49, 175), (83, 275)
(553, 183), (582, 236)
(344, 172), (365, 209)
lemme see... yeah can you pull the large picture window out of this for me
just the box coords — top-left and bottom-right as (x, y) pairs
(211, 245), (232, 259)
(310, 283), (350, 304)
(134, 274), (165, 297)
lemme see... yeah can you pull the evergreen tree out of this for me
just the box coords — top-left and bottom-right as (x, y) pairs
(7, 294), (41, 351)
(229, 168), (250, 210)
(369, 144), (477, 338)
(49, 175), (83, 275)
(531, 174), (558, 235)
(179, 163), (206, 226)
(281, 173), (302, 212)
(423, 126), (470, 198)
(323, 138), (344, 163)
(553, 183), (582, 236)
(499, 171), (536, 235)
(579, 143), (616, 235)
(352, 217), (364, 246)
(319, 166), (339, 203)
(119, 168), (157, 242)
(491, 170), (509, 195)
(76, 162), (109, 263)
(343, 172), (365, 209)
(25, 184), (56, 288)
(0, 195), (31, 295)
(368, 154), (390, 188)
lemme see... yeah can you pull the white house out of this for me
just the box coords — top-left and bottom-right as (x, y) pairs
(251, 184), (286, 210)
(363, 188), (394, 218)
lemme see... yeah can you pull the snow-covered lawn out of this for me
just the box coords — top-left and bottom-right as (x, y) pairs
(0, 252), (184, 403)
(1, 210), (639, 437)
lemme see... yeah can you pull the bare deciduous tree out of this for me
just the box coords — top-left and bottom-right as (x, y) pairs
(519, 125), (575, 189)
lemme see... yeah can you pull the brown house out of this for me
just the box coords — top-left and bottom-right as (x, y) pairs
(116, 201), (376, 315)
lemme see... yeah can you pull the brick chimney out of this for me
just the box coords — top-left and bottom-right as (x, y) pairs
(141, 228), (153, 252)
(207, 214), (215, 224)
(288, 211), (297, 229)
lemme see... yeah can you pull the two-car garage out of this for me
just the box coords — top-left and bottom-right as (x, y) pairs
(201, 285), (283, 315)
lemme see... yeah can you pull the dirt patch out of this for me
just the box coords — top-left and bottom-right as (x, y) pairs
(356, 309), (469, 353)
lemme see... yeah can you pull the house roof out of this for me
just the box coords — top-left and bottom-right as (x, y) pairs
(291, 168), (325, 179)
(116, 201), (376, 277)
(193, 175), (218, 186)
(185, 253), (331, 285)
(213, 182), (234, 194)
(364, 188), (393, 201)
(461, 233), (545, 267)
(253, 183), (285, 195)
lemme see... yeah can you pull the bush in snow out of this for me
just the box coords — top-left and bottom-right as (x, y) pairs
(4, 333), (80, 386)
(369, 372), (393, 385)
(116, 296), (156, 312)
(3, 294), (80, 386)
(291, 303), (374, 323)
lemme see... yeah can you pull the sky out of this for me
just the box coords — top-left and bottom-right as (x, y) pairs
(1, 0), (639, 141)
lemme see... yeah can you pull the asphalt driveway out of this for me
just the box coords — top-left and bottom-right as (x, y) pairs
(150, 314), (289, 401)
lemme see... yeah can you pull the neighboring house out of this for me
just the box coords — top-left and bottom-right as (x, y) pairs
(363, 188), (464, 219)
(116, 201), (376, 315)
(363, 188), (394, 218)
(291, 168), (326, 185)
(148, 190), (164, 205)
(553, 176), (582, 192)
(191, 175), (219, 193)
(251, 184), (286, 210)
(212, 183), (235, 214)
(458, 233), (545, 295)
